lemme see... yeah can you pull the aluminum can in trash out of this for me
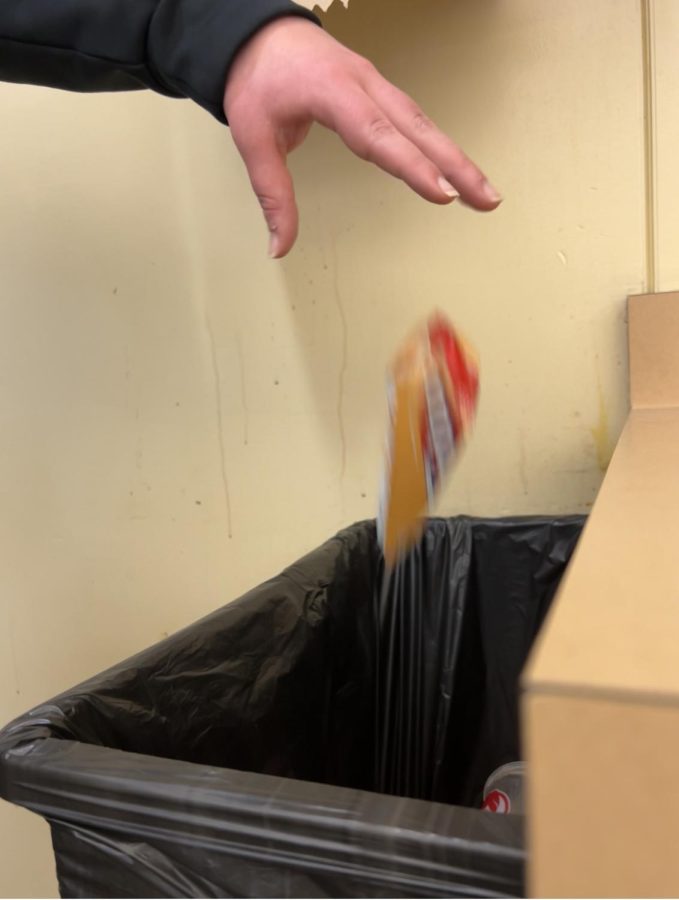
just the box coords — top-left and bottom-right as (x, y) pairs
(482, 761), (525, 814)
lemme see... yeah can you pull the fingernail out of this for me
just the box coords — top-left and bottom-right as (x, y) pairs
(268, 232), (280, 259)
(482, 180), (503, 204)
(438, 176), (459, 199)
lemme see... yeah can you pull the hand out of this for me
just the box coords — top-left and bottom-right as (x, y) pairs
(223, 17), (501, 258)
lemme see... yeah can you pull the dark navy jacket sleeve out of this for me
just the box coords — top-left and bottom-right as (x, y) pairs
(0, 0), (320, 122)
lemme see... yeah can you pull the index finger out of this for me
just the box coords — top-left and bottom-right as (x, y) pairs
(366, 72), (502, 210)
(317, 85), (461, 204)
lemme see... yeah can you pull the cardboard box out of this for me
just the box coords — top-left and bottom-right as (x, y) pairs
(524, 291), (679, 897)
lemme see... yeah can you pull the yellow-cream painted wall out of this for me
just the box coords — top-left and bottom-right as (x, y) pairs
(656, 0), (679, 293)
(0, 0), (663, 895)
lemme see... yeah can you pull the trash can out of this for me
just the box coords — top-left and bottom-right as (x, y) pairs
(0, 516), (583, 898)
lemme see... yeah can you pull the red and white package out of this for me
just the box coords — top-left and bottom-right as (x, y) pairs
(378, 312), (480, 567)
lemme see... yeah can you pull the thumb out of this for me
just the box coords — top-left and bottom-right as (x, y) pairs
(233, 123), (299, 258)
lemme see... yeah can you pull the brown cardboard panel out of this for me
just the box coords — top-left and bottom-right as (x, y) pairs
(525, 406), (679, 700)
(525, 692), (679, 897)
(524, 292), (679, 897)
(629, 291), (679, 409)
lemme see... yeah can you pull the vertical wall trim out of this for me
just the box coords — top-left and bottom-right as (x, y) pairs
(641, 0), (658, 292)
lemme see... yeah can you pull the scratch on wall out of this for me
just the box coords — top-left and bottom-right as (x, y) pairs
(463, 480), (472, 513)
(518, 429), (529, 496)
(7, 611), (20, 695)
(205, 313), (233, 539)
(166, 115), (233, 537)
(124, 345), (143, 473)
(591, 375), (613, 473)
(235, 334), (249, 447)
(330, 241), (348, 486)
(135, 401), (142, 473)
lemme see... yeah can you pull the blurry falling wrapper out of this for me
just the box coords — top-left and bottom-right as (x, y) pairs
(378, 313), (479, 567)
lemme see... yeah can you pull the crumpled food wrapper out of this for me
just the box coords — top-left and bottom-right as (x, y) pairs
(378, 312), (480, 568)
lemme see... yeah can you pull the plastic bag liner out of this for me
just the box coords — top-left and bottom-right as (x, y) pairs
(0, 516), (583, 899)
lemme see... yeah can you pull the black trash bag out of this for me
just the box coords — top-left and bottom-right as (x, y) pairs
(374, 517), (582, 805)
(0, 516), (583, 899)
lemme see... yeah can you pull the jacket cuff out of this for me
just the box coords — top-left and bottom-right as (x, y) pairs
(148, 0), (322, 123)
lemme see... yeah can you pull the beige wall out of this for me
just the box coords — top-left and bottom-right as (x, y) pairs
(0, 0), (671, 895)
(656, 0), (679, 292)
